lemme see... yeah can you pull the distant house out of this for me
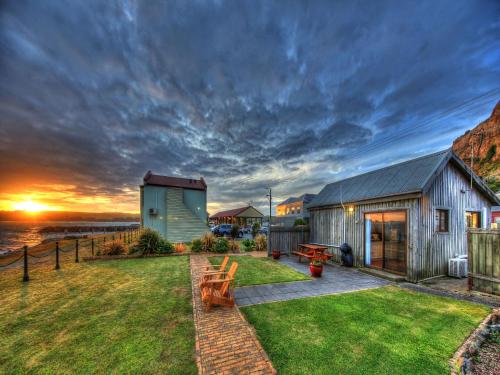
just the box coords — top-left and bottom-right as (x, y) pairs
(210, 206), (264, 226)
(307, 149), (499, 282)
(276, 194), (316, 218)
(140, 171), (209, 243)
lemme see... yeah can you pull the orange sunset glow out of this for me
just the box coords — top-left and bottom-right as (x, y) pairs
(12, 200), (51, 212)
(0, 184), (139, 214)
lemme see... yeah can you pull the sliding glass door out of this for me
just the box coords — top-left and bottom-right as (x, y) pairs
(365, 211), (407, 275)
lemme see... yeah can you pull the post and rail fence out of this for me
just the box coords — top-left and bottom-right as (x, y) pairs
(0, 229), (141, 282)
(467, 229), (500, 296)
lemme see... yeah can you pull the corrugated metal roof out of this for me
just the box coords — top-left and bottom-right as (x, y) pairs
(278, 193), (317, 206)
(308, 150), (451, 208)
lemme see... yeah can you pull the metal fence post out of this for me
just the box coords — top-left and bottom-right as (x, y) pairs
(75, 239), (79, 263)
(23, 246), (29, 282)
(91, 238), (94, 256)
(55, 242), (60, 270)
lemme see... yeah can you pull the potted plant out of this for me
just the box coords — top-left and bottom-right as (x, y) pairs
(309, 259), (323, 277)
(272, 249), (281, 259)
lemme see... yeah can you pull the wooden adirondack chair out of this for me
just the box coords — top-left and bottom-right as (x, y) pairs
(200, 262), (238, 311)
(198, 256), (229, 286)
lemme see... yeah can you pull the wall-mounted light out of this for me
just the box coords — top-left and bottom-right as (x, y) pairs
(348, 206), (354, 213)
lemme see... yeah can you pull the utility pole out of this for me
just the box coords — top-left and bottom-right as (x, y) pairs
(266, 188), (272, 256)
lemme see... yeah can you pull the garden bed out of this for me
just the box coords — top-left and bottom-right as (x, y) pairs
(82, 252), (189, 261)
(450, 308), (500, 375)
(82, 251), (260, 262)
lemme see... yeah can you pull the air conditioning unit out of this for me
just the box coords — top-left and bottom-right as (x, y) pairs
(448, 256), (467, 278)
(149, 208), (159, 215)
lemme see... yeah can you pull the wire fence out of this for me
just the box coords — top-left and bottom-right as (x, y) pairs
(0, 229), (141, 282)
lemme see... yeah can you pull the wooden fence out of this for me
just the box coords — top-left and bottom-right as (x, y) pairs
(269, 226), (310, 256)
(467, 229), (499, 296)
(0, 229), (141, 282)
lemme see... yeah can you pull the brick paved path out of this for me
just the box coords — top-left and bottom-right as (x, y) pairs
(190, 255), (276, 375)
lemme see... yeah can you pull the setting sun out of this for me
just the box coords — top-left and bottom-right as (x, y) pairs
(12, 200), (50, 212)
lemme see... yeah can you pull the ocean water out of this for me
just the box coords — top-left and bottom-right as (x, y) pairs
(0, 221), (139, 254)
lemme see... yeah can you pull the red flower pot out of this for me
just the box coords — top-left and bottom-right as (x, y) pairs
(272, 250), (281, 259)
(310, 263), (323, 277)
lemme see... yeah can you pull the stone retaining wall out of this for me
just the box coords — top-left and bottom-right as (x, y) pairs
(450, 309), (500, 374)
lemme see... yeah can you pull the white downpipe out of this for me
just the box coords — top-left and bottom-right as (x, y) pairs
(482, 207), (488, 229)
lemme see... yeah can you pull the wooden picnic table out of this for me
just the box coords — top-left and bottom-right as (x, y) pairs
(299, 243), (328, 254)
(293, 243), (333, 263)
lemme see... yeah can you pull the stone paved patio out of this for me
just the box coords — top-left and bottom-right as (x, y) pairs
(235, 256), (390, 306)
(190, 254), (276, 375)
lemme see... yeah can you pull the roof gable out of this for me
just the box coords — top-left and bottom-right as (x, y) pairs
(210, 206), (264, 219)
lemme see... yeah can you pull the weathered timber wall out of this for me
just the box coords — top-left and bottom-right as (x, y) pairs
(269, 226), (309, 256)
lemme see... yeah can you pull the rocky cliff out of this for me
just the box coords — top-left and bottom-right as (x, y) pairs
(452, 101), (499, 192)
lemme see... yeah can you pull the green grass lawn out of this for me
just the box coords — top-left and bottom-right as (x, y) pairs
(0, 257), (196, 375)
(208, 255), (310, 287)
(241, 286), (490, 375)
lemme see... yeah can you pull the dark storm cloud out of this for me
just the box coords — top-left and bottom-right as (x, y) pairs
(0, 0), (499, 212)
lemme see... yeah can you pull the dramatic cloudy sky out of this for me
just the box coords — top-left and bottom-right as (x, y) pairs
(0, 0), (499, 214)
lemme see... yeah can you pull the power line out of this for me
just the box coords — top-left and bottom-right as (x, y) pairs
(341, 88), (500, 162)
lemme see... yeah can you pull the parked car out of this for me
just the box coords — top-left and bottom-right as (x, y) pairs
(213, 224), (243, 237)
(259, 226), (268, 235)
(241, 225), (252, 234)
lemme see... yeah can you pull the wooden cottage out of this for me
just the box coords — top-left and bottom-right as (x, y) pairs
(307, 150), (499, 282)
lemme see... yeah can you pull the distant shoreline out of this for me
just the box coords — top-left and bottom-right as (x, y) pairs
(0, 219), (140, 222)
(39, 224), (140, 233)
(0, 221), (140, 254)
(0, 210), (140, 222)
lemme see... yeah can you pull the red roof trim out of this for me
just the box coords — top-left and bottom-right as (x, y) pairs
(210, 206), (253, 219)
(143, 171), (207, 191)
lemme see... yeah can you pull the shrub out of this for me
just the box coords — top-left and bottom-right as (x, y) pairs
(137, 228), (162, 255)
(201, 232), (216, 252)
(214, 237), (229, 253)
(241, 238), (255, 252)
(127, 243), (141, 255)
(485, 144), (496, 161)
(252, 222), (261, 238)
(158, 239), (174, 254)
(174, 242), (187, 253)
(101, 240), (126, 256)
(191, 238), (202, 253)
(228, 239), (240, 253)
(254, 234), (267, 251)
(293, 218), (306, 226)
(230, 224), (240, 239)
